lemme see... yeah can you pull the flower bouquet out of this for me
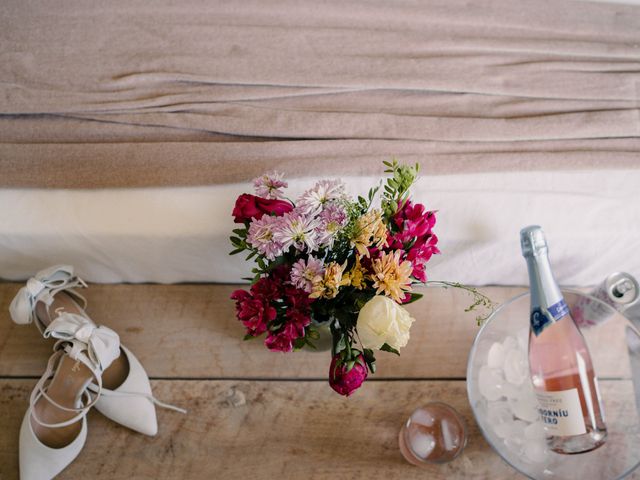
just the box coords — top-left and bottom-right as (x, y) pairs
(230, 160), (491, 396)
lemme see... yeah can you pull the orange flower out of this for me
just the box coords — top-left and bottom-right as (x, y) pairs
(310, 261), (349, 299)
(343, 255), (367, 290)
(370, 250), (413, 302)
(351, 210), (388, 257)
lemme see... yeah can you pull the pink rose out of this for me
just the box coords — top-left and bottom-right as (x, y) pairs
(230, 289), (276, 336)
(232, 194), (293, 223)
(329, 354), (368, 396)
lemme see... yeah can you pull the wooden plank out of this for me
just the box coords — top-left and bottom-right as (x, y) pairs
(0, 379), (524, 480)
(0, 283), (524, 379)
(3, 380), (638, 480)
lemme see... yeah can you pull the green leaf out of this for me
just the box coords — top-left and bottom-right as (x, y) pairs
(306, 329), (320, 340)
(335, 335), (347, 353)
(304, 338), (318, 350)
(243, 334), (257, 341)
(292, 337), (306, 351)
(229, 248), (245, 255)
(403, 292), (424, 304)
(345, 359), (355, 372)
(362, 348), (378, 374)
(380, 343), (400, 356)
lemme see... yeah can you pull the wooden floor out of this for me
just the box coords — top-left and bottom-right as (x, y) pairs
(0, 283), (634, 479)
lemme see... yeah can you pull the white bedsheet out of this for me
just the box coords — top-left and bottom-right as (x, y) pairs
(1, 169), (639, 286)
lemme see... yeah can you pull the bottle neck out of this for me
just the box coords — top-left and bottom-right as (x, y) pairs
(525, 251), (564, 311)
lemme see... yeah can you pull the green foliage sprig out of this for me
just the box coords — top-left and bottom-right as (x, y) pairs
(424, 280), (497, 325)
(381, 158), (420, 221)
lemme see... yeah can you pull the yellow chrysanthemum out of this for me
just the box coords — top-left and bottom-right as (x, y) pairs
(343, 255), (367, 290)
(310, 261), (349, 299)
(351, 209), (388, 257)
(370, 250), (413, 303)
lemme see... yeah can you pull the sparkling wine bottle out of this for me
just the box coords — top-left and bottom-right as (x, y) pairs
(521, 225), (607, 454)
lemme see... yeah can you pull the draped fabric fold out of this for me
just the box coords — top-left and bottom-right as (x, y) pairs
(1, 0), (639, 188)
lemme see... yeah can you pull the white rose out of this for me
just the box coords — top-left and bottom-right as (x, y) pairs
(356, 295), (415, 351)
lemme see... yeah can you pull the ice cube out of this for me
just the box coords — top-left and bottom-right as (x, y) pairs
(502, 336), (518, 351)
(409, 430), (436, 459)
(487, 342), (506, 369)
(502, 419), (528, 456)
(479, 366), (505, 401)
(503, 348), (528, 386)
(487, 402), (514, 439)
(502, 381), (521, 400)
(511, 419), (528, 436)
(516, 328), (529, 352)
(504, 434), (525, 456)
(524, 422), (545, 440)
(410, 408), (435, 427)
(508, 392), (539, 423)
(524, 441), (547, 463)
(440, 418), (458, 453)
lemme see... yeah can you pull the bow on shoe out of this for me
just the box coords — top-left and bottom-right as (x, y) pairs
(45, 313), (121, 373)
(9, 265), (86, 326)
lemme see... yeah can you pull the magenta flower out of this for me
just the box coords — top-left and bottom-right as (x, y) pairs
(230, 289), (276, 337)
(390, 201), (436, 245)
(251, 274), (283, 299)
(388, 201), (439, 282)
(406, 234), (440, 282)
(265, 323), (299, 352)
(284, 286), (313, 334)
(232, 194), (293, 223)
(329, 355), (368, 396)
(267, 286), (314, 350)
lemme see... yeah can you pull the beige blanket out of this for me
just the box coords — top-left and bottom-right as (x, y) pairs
(1, 0), (639, 188)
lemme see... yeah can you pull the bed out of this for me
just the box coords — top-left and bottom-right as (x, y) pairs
(1, 168), (639, 285)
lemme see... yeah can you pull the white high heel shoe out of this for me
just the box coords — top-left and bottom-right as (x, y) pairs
(10, 265), (185, 437)
(20, 313), (120, 480)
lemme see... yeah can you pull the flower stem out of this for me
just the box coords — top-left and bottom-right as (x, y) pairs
(420, 280), (497, 325)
